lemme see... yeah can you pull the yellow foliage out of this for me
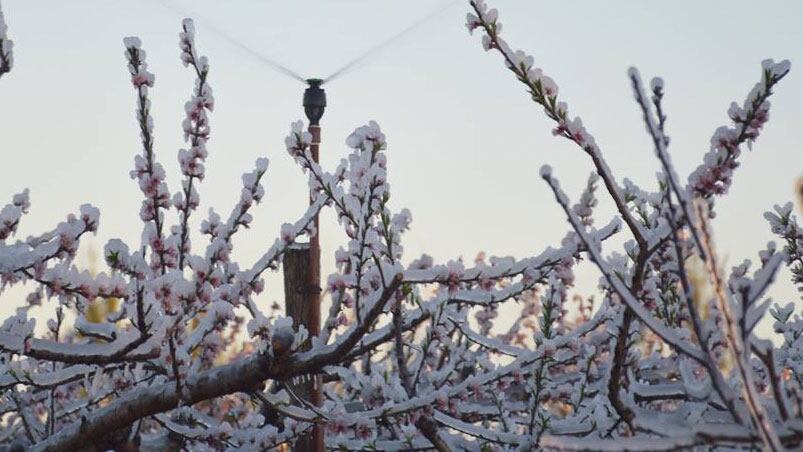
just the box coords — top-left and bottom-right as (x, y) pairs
(81, 244), (120, 325)
(85, 297), (120, 323)
(684, 248), (734, 375)
(685, 254), (712, 322)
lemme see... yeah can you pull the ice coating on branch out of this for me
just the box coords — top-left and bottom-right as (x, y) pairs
(572, 173), (599, 226)
(650, 76), (664, 92)
(0, 190), (29, 240)
(125, 34), (175, 274)
(764, 202), (803, 300)
(285, 120), (313, 161)
(688, 59), (790, 197)
(174, 17), (214, 270)
(122, 36), (154, 87)
(762, 58), (791, 79)
(0, 1), (13, 76)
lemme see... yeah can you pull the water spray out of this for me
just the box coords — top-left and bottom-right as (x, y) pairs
(153, 0), (307, 83)
(322, 1), (458, 85)
(153, 0), (456, 92)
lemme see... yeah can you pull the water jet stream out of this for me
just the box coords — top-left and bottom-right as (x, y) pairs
(322, 1), (458, 84)
(154, 0), (307, 84)
(152, 0), (458, 86)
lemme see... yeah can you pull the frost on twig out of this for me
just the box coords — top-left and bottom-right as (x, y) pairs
(0, 0), (12, 77)
(175, 18), (214, 271)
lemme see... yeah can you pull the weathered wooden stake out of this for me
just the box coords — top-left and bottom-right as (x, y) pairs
(283, 243), (314, 335)
(282, 243), (320, 451)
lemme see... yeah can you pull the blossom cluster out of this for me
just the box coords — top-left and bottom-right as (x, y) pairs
(688, 59), (790, 197)
(175, 18), (214, 271)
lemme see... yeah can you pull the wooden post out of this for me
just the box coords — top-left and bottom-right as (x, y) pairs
(283, 243), (313, 333)
(282, 243), (320, 451)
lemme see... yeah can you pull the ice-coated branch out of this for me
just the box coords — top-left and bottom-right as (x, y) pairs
(0, 190), (27, 242)
(0, 330), (156, 365)
(124, 36), (171, 274)
(223, 158), (270, 242)
(0, 0), (12, 78)
(765, 202), (803, 298)
(541, 166), (705, 363)
(239, 193), (327, 286)
(0, 204), (97, 275)
(663, 201), (747, 425)
(688, 59), (790, 198)
(175, 18), (214, 271)
(627, 68), (709, 263)
(693, 200), (783, 450)
(467, 0), (649, 253)
(468, 3), (682, 429)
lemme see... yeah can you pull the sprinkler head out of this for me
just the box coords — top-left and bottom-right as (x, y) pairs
(303, 78), (327, 126)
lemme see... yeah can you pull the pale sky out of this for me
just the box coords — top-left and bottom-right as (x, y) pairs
(1, 0), (801, 334)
